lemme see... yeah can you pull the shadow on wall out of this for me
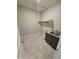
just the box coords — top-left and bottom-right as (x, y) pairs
(17, 5), (41, 36)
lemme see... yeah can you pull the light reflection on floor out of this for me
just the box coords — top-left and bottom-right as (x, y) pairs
(17, 33), (55, 59)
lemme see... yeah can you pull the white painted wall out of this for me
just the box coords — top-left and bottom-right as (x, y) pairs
(40, 2), (61, 32)
(17, 5), (41, 36)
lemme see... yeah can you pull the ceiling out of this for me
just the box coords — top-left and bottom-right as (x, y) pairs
(17, 0), (60, 12)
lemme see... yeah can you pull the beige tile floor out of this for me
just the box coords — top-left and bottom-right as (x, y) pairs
(17, 33), (55, 59)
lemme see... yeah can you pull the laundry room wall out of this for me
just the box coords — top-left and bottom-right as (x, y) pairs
(17, 5), (41, 36)
(40, 2), (61, 32)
